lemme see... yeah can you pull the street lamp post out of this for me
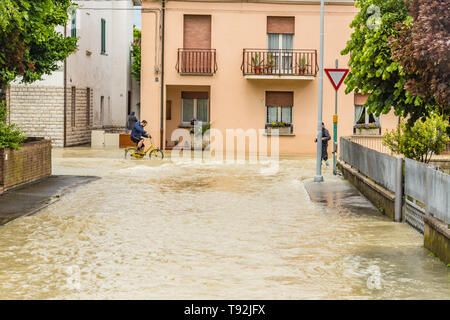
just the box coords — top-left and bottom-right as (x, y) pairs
(314, 0), (325, 183)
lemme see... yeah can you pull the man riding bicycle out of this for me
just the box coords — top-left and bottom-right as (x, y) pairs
(130, 120), (151, 153)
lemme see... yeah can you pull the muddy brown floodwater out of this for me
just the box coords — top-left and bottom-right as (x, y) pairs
(0, 148), (448, 299)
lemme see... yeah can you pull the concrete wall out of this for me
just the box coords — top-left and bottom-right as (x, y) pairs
(424, 216), (450, 265)
(338, 160), (397, 221)
(141, 0), (398, 153)
(0, 139), (52, 193)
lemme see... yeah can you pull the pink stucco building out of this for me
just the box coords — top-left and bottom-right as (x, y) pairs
(140, 0), (398, 155)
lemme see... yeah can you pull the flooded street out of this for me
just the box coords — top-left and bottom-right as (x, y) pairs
(0, 147), (448, 299)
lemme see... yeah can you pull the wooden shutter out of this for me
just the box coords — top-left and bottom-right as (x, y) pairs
(266, 91), (293, 107)
(101, 19), (106, 54)
(183, 15), (211, 49)
(71, 12), (77, 37)
(181, 92), (209, 99)
(71, 87), (76, 127)
(267, 16), (295, 34)
(86, 88), (91, 126)
(354, 93), (369, 105)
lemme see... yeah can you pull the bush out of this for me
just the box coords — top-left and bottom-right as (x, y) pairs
(382, 113), (449, 163)
(0, 102), (26, 149)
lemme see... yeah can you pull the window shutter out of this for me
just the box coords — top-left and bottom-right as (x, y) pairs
(266, 91), (293, 107)
(181, 92), (209, 99)
(71, 12), (77, 37)
(101, 19), (106, 54)
(267, 17), (295, 34)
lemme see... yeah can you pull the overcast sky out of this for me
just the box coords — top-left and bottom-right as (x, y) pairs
(133, 6), (142, 29)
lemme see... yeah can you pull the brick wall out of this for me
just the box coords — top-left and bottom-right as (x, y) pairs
(0, 139), (52, 193)
(65, 87), (93, 147)
(9, 86), (65, 147)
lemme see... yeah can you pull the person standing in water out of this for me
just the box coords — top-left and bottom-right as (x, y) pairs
(315, 122), (331, 166)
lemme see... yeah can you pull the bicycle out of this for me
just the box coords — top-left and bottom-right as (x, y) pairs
(124, 139), (164, 160)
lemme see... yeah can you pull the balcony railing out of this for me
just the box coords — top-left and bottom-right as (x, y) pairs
(176, 48), (218, 75)
(241, 49), (318, 77)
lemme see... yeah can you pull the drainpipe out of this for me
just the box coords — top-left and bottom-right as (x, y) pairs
(63, 25), (67, 147)
(160, 0), (166, 149)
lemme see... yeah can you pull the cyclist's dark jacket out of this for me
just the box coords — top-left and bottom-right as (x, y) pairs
(131, 122), (148, 140)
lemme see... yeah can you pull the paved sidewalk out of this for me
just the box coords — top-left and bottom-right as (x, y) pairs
(0, 175), (99, 226)
(304, 178), (381, 216)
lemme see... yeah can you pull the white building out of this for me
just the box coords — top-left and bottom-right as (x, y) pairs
(7, 0), (140, 147)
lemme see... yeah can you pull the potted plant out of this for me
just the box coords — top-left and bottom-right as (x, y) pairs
(252, 54), (262, 74)
(353, 122), (381, 135)
(266, 122), (292, 135)
(298, 57), (307, 74)
(266, 53), (275, 74)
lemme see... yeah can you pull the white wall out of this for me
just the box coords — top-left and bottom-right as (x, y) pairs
(67, 0), (135, 129)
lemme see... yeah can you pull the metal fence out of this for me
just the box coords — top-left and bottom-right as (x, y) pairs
(340, 137), (398, 192)
(404, 158), (450, 232)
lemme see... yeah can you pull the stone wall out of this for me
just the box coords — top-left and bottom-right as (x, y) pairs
(65, 87), (93, 147)
(9, 86), (65, 147)
(9, 85), (93, 147)
(0, 138), (52, 193)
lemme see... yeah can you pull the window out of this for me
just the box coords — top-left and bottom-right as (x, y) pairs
(265, 91), (293, 131)
(71, 11), (77, 37)
(267, 16), (295, 74)
(86, 88), (91, 126)
(101, 19), (106, 54)
(354, 105), (380, 125)
(266, 106), (292, 124)
(181, 92), (209, 124)
(71, 86), (76, 127)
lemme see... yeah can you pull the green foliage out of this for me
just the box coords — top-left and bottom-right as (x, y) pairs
(341, 0), (433, 123)
(382, 113), (450, 163)
(131, 27), (141, 84)
(0, 0), (77, 86)
(0, 102), (26, 150)
(389, 0), (449, 112)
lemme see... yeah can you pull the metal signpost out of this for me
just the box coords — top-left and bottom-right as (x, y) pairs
(314, 0), (326, 183)
(324, 64), (349, 175)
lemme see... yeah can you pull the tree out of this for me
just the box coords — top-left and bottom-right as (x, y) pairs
(341, 0), (431, 123)
(382, 112), (449, 163)
(389, 0), (449, 114)
(131, 27), (141, 84)
(0, 0), (77, 93)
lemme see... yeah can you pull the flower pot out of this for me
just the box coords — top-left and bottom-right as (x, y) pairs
(354, 127), (380, 135)
(267, 126), (291, 135)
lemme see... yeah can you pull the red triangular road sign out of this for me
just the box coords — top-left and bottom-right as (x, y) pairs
(324, 68), (349, 91)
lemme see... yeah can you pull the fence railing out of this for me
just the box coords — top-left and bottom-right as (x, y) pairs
(347, 135), (395, 155)
(340, 137), (399, 192)
(404, 158), (450, 232)
(241, 49), (318, 77)
(340, 137), (450, 233)
(176, 48), (218, 75)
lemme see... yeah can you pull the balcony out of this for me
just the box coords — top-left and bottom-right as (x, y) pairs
(176, 48), (218, 75)
(241, 49), (318, 80)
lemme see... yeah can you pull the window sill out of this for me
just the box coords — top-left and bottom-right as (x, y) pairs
(263, 133), (295, 136)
